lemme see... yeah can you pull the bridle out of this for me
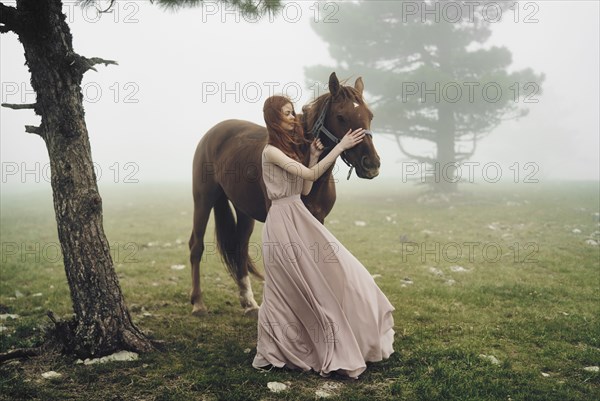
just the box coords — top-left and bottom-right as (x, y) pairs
(308, 98), (373, 180)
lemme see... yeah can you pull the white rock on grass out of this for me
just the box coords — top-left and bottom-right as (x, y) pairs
(81, 350), (139, 365)
(583, 366), (599, 372)
(585, 239), (599, 246)
(479, 354), (500, 365)
(41, 371), (62, 379)
(354, 221), (367, 227)
(321, 382), (342, 391)
(572, 228), (582, 234)
(428, 267), (444, 276)
(267, 381), (288, 393)
(170, 264), (186, 270)
(449, 265), (469, 273)
(0, 314), (19, 320)
(541, 372), (550, 377)
(316, 382), (342, 398)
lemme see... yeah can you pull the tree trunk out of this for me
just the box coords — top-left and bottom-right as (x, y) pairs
(435, 105), (458, 193)
(8, 0), (152, 357)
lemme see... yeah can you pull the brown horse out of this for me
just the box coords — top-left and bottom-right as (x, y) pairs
(189, 72), (381, 316)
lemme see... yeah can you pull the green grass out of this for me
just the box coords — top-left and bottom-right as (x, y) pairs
(1, 180), (599, 400)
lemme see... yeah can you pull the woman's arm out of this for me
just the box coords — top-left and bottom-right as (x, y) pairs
(264, 128), (366, 183)
(301, 155), (320, 195)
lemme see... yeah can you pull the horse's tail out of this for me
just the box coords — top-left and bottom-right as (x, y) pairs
(213, 193), (263, 281)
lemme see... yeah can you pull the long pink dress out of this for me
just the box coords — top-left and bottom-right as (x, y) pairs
(253, 145), (395, 378)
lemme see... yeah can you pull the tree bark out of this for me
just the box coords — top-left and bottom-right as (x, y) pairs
(7, 0), (152, 357)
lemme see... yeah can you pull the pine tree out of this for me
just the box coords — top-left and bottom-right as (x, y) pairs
(306, 0), (544, 191)
(0, 0), (280, 357)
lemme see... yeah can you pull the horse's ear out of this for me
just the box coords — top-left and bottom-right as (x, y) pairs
(355, 77), (364, 96)
(329, 72), (340, 97)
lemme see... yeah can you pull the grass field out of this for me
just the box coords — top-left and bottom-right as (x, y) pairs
(1, 179), (599, 400)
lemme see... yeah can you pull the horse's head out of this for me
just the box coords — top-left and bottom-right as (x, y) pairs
(305, 72), (381, 179)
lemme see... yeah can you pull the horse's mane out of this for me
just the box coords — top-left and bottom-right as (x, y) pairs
(301, 83), (365, 139)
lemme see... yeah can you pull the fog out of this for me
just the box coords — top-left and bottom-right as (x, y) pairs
(1, 0), (598, 193)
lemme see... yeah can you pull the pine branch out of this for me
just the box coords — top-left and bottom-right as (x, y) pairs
(25, 125), (41, 135)
(1, 102), (36, 109)
(68, 54), (118, 74)
(154, 0), (282, 18)
(455, 133), (478, 161)
(97, 0), (116, 14)
(0, 347), (42, 363)
(0, 2), (19, 34)
(77, 0), (116, 12)
(84, 57), (119, 72)
(395, 135), (435, 164)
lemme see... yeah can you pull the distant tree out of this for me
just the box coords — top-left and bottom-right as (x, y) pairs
(306, 0), (544, 191)
(0, 0), (280, 358)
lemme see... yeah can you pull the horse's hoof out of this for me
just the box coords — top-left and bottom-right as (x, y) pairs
(192, 305), (208, 317)
(243, 307), (259, 318)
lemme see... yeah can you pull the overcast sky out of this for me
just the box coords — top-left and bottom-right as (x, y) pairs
(1, 0), (598, 192)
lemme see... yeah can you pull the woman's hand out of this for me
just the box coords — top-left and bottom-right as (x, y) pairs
(310, 138), (325, 160)
(338, 128), (366, 151)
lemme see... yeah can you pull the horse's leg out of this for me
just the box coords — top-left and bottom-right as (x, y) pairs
(233, 207), (260, 317)
(189, 190), (220, 316)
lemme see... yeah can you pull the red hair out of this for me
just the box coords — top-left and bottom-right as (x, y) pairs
(263, 95), (310, 162)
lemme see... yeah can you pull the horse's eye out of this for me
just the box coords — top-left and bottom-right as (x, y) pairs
(336, 115), (345, 122)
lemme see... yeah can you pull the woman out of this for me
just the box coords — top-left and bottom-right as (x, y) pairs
(253, 95), (395, 379)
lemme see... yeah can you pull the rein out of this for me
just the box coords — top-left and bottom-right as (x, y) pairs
(308, 98), (373, 180)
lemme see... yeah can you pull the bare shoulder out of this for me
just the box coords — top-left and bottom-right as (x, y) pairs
(264, 144), (284, 161)
(265, 145), (302, 170)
